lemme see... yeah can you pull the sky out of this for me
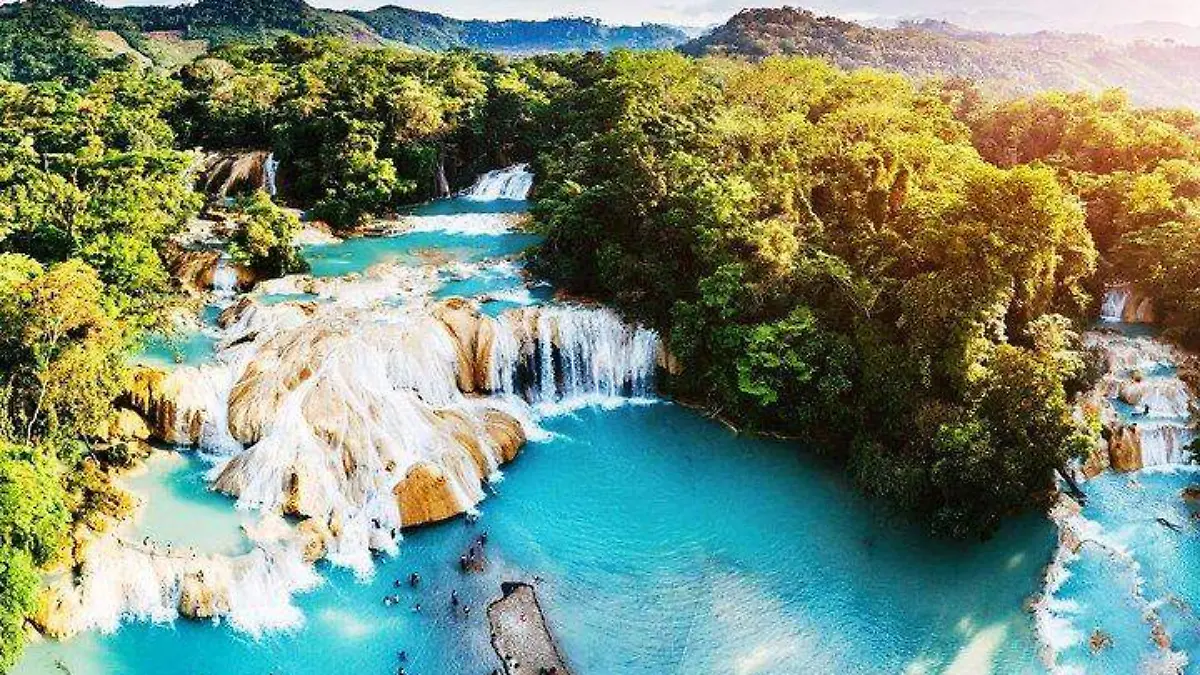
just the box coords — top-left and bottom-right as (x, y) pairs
(98, 0), (1200, 32)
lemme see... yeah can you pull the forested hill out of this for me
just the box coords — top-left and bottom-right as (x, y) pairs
(0, 0), (688, 57)
(350, 7), (688, 52)
(680, 7), (1200, 109)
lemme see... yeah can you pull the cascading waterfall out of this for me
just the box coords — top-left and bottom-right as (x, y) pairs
(488, 305), (661, 412)
(1034, 323), (1198, 672)
(462, 164), (534, 200)
(263, 152), (279, 197)
(59, 164), (661, 645)
(212, 255), (238, 299)
(1101, 287), (1130, 323)
(65, 515), (321, 637)
(1084, 331), (1196, 470)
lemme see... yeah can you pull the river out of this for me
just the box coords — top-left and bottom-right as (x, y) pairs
(20, 166), (1186, 675)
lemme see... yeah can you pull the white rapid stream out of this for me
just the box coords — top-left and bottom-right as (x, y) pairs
(58, 165), (661, 638)
(1034, 288), (1197, 674)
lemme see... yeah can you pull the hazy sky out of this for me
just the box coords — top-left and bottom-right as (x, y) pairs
(99, 0), (1200, 30)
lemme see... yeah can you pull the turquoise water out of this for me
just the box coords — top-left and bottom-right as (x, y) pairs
(18, 184), (1061, 675)
(132, 306), (224, 368)
(1057, 470), (1200, 672)
(119, 449), (252, 557)
(304, 199), (540, 278)
(20, 406), (1054, 675)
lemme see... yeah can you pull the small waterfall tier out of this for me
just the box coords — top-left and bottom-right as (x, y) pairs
(1081, 331), (1196, 473)
(211, 255), (238, 298)
(1100, 285), (1155, 325)
(462, 164), (534, 201)
(121, 265), (659, 566)
(488, 306), (660, 410)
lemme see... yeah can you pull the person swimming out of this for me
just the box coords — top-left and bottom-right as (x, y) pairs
(409, 572), (420, 587)
(451, 590), (459, 606)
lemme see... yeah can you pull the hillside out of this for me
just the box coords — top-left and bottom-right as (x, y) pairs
(1, 0), (687, 57)
(351, 6), (687, 53)
(681, 7), (1200, 109)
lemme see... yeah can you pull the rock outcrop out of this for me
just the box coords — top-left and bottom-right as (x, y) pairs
(123, 367), (195, 445)
(98, 408), (152, 442)
(178, 570), (231, 620)
(433, 297), (498, 393)
(1108, 426), (1144, 473)
(488, 582), (572, 675)
(197, 150), (275, 199)
(162, 242), (259, 294)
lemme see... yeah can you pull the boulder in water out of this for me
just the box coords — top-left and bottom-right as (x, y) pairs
(1108, 426), (1144, 472)
(178, 570), (231, 620)
(395, 462), (461, 527)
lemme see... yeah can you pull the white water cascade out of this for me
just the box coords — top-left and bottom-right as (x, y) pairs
(1084, 331), (1196, 470)
(1100, 287), (1130, 323)
(119, 266), (660, 582)
(211, 255), (238, 299)
(59, 163), (660, 643)
(488, 306), (660, 411)
(1033, 322), (1198, 672)
(462, 164), (534, 200)
(263, 152), (279, 198)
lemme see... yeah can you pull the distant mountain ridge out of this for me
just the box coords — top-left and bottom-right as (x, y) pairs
(5, 0), (689, 54)
(350, 6), (687, 53)
(681, 7), (1200, 109)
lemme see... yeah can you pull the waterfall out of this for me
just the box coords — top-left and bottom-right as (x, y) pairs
(488, 306), (660, 412)
(65, 516), (320, 637)
(435, 157), (450, 198)
(263, 153), (279, 198)
(1137, 424), (1194, 467)
(1100, 287), (1130, 323)
(462, 164), (534, 201)
(1082, 331), (1196, 471)
(212, 256), (238, 299)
